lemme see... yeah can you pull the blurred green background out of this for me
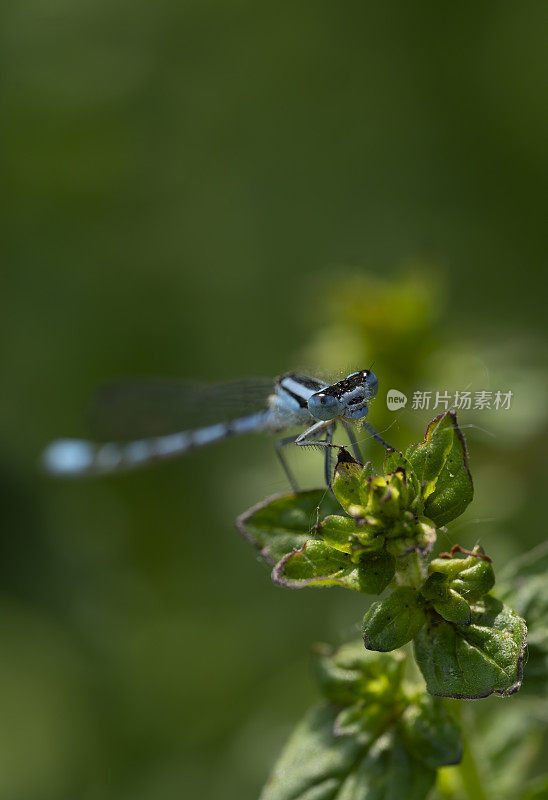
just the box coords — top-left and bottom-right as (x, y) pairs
(2, 2), (548, 798)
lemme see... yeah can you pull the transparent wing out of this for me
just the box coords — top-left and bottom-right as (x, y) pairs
(88, 377), (276, 441)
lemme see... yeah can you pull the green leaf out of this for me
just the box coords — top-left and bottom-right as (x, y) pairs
(338, 730), (436, 800)
(236, 489), (339, 565)
(498, 541), (548, 696)
(399, 696), (463, 769)
(358, 552), (397, 594)
(405, 414), (453, 496)
(414, 596), (527, 698)
(333, 702), (371, 737)
(314, 642), (369, 706)
(262, 644), (461, 800)
(362, 588), (427, 652)
(333, 702), (391, 745)
(259, 705), (366, 800)
(332, 449), (368, 516)
(274, 540), (395, 593)
(431, 591), (472, 626)
(404, 411), (473, 526)
(260, 705), (435, 800)
(273, 540), (359, 590)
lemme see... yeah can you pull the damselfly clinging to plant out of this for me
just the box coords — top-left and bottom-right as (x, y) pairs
(42, 370), (394, 489)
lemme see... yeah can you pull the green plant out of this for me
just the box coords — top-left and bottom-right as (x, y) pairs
(237, 411), (530, 799)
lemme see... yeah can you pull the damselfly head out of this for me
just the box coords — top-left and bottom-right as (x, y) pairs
(308, 369), (379, 422)
(307, 370), (379, 421)
(340, 369), (379, 420)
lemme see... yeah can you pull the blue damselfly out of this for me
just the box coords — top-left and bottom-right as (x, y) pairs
(42, 370), (393, 488)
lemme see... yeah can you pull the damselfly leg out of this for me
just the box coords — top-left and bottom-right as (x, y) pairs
(294, 420), (340, 489)
(341, 420), (363, 462)
(362, 422), (394, 450)
(276, 423), (336, 491)
(274, 434), (301, 492)
(323, 427), (334, 488)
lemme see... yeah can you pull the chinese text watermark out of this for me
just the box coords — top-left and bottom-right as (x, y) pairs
(386, 390), (514, 412)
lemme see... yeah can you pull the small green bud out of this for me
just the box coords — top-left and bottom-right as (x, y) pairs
(388, 468), (409, 509)
(419, 549), (492, 626)
(429, 545), (495, 601)
(366, 476), (402, 518)
(318, 514), (384, 557)
(332, 450), (367, 516)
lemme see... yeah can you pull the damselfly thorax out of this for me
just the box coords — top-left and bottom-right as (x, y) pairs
(42, 369), (393, 489)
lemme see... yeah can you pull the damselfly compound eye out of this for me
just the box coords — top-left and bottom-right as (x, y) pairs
(364, 370), (379, 397)
(308, 392), (341, 421)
